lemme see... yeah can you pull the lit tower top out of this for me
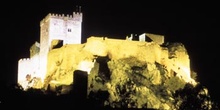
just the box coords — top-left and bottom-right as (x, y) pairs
(40, 6), (83, 52)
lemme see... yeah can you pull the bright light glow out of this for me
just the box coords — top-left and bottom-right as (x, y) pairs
(181, 66), (191, 79)
(179, 66), (197, 85)
(77, 60), (95, 74)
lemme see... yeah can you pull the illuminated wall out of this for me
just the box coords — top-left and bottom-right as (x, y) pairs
(18, 58), (32, 86)
(17, 10), (83, 89)
(40, 12), (83, 48)
(84, 37), (194, 84)
(17, 8), (195, 90)
(17, 55), (40, 89)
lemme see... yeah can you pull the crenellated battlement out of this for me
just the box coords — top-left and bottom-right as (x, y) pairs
(40, 11), (83, 26)
(50, 13), (73, 18)
(19, 58), (31, 62)
(73, 12), (82, 16)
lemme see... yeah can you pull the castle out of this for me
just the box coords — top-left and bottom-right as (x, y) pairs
(18, 8), (83, 89)
(17, 8), (195, 90)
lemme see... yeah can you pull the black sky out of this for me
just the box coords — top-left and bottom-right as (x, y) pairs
(2, 1), (219, 103)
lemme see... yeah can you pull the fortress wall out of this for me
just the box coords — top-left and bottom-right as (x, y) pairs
(46, 44), (89, 85)
(18, 58), (33, 83)
(30, 55), (40, 78)
(84, 37), (192, 83)
(83, 37), (108, 56)
(84, 37), (162, 63)
(18, 55), (41, 84)
(106, 38), (160, 63)
(60, 44), (88, 69)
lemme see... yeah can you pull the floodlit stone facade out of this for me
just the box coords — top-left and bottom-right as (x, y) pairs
(17, 9), (195, 90)
(18, 9), (83, 90)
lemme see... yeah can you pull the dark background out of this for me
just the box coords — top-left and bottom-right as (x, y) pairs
(2, 0), (219, 103)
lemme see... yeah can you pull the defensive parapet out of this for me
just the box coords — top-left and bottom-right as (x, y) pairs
(18, 58), (32, 84)
(40, 12), (83, 26)
(73, 12), (83, 21)
(40, 13), (70, 26)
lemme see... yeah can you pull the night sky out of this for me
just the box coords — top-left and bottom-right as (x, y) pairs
(2, 1), (219, 103)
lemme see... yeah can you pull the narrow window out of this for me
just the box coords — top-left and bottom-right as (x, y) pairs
(68, 29), (71, 32)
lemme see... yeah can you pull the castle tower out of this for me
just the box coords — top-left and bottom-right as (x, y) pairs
(39, 8), (83, 84)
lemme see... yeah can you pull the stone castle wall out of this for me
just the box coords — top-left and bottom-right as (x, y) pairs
(17, 8), (195, 90)
(18, 10), (83, 89)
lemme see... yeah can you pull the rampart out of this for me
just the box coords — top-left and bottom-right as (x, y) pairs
(83, 36), (194, 83)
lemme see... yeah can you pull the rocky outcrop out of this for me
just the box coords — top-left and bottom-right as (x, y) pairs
(37, 36), (206, 109)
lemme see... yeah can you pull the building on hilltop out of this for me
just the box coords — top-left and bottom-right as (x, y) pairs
(17, 7), (195, 90)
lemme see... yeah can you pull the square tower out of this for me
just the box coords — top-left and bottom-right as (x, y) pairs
(40, 11), (83, 52)
(39, 10), (83, 83)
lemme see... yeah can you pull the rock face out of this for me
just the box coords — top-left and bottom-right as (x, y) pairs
(42, 36), (213, 109)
